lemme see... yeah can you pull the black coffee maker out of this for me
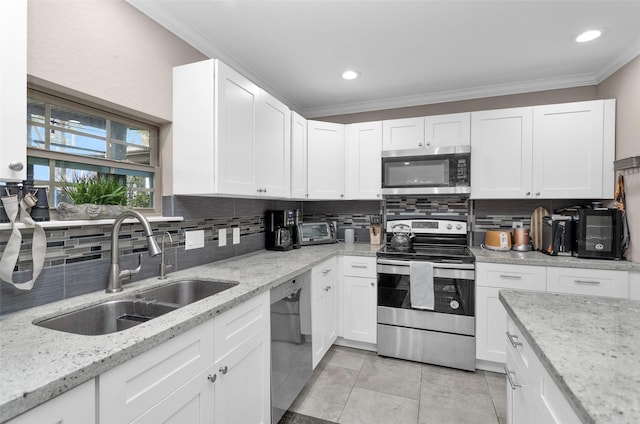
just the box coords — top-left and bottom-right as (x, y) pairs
(265, 210), (296, 251)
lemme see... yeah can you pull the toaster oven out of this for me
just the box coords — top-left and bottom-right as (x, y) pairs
(298, 222), (337, 246)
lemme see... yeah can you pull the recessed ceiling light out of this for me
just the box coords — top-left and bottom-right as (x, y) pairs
(342, 70), (359, 80)
(575, 29), (602, 43)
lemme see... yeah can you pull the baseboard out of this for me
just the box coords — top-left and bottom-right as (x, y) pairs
(475, 358), (506, 374)
(333, 337), (377, 352)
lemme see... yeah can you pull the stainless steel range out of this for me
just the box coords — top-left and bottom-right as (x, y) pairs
(376, 218), (475, 371)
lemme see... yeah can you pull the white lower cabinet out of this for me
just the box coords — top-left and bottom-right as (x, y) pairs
(506, 315), (581, 424)
(311, 257), (338, 368)
(7, 380), (95, 424)
(475, 263), (546, 366)
(342, 256), (377, 344)
(214, 291), (271, 424)
(99, 291), (270, 424)
(546, 267), (628, 298)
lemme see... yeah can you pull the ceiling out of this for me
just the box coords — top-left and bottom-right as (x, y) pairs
(128, 0), (640, 118)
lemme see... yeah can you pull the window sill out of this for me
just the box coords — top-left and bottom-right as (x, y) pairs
(0, 216), (184, 231)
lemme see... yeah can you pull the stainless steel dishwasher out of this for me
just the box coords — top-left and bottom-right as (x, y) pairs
(270, 271), (312, 424)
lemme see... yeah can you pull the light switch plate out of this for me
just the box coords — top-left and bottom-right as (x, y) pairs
(512, 222), (523, 229)
(233, 227), (240, 245)
(218, 228), (227, 247)
(185, 230), (205, 250)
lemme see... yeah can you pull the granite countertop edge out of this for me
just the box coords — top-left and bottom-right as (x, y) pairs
(0, 243), (379, 423)
(471, 247), (640, 271)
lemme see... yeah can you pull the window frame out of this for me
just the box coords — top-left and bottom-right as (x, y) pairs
(26, 87), (161, 215)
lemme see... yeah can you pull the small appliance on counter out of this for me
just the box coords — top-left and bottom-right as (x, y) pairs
(541, 215), (574, 256)
(265, 210), (296, 251)
(298, 221), (337, 246)
(575, 208), (626, 260)
(512, 228), (532, 251)
(482, 230), (512, 251)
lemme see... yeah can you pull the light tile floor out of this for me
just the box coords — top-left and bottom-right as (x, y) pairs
(290, 345), (507, 424)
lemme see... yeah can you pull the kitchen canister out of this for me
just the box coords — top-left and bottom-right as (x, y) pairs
(344, 228), (355, 244)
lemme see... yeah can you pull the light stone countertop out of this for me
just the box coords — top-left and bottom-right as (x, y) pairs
(471, 247), (640, 271)
(0, 242), (379, 423)
(500, 290), (640, 424)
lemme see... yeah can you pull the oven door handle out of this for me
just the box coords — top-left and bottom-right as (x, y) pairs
(376, 258), (475, 270)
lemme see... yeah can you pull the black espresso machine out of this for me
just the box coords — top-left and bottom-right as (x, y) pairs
(265, 210), (301, 251)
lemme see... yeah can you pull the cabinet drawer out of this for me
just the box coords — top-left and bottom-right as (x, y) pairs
(546, 267), (628, 298)
(100, 320), (214, 424)
(343, 256), (376, 278)
(214, 291), (269, 361)
(476, 263), (546, 291)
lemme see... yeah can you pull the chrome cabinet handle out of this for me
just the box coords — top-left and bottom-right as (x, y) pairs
(418, 143), (423, 147)
(504, 366), (521, 390)
(219, 366), (228, 375)
(351, 264), (368, 269)
(322, 269), (331, 275)
(207, 374), (217, 383)
(525, 192), (531, 196)
(425, 142), (431, 147)
(506, 331), (523, 347)
(8, 161), (24, 171)
(499, 274), (522, 280)
(574, 280), (601, 285)
(535, 192), (540, 196)
(370, 282), (375, 287)
(325, 285), (331, 291)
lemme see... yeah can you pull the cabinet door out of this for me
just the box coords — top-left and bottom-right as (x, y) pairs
(532, 100), (611, 199)
(345, 121), (382, 200)
(216, 60), (260, 195)
(130, 366), (215, 424)
(382, 117), (424, 150)
(311, 257), (338, 368)
(100, 321), (214, 424)
(290, 111), (308, 199)
(424, 112), (470, 148)
(343, 276), (377, 344)
(173, 59), (216, 194)
(307, 120), (345, 199)
(7, 380), (95, 424)
(475, 286), (507, 364)
(470, 108), (533, 199)
(0, 0), (27, 181)
(214, 329), (270, 424)
(256, 90), (291, 197)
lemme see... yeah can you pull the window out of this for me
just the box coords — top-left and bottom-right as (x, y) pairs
(26, 89), (159, 211)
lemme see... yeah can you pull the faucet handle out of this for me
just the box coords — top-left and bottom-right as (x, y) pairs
(119, 254), (143, 281)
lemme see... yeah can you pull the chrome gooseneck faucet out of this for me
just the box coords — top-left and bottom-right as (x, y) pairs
(106, 210), (162, 293)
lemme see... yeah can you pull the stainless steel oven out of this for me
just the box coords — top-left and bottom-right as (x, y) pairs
(376, 219), (476, 371)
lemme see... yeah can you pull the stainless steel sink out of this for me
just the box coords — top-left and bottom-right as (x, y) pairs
(35, 279), (239, 335)
(35, 299), (178, 335)
(136, 279), (239, 306)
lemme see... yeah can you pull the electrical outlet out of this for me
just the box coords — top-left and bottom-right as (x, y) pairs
(512, 221), (523, 229)
(185, 230), (205, 250)
(218, 228), (227, 247)
(233, 227), (240, 245)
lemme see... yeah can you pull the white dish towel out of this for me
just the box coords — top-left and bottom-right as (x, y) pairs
(409, 261), (434, 310)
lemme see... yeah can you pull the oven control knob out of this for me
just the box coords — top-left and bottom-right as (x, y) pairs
(446, 224), (453, 230)
(450, 300), (460, 310)
(456, 224), (462, 230)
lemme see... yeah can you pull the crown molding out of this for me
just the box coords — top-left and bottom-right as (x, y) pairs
(301, 73), (598, 118)
(593, 37), (640, 83)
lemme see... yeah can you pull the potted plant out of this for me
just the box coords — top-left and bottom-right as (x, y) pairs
(57, 175), (131, 220)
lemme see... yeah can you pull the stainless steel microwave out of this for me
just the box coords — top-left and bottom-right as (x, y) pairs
(381, 145), (471, 196)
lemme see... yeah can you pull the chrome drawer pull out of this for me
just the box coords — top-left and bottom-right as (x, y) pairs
(322, 269), (331, 275)
(506, 331), (523, 347)
(351, 264), (368, 269)
(574, 280), (601, 285)
(499, 274), (522, 280)
(504, 366), (521, 390)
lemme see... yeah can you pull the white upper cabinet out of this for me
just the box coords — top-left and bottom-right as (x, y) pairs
(307, 120), (345, 199)
(471, 100), (615, 199)
(0, 0), (27, 181)
(345, 121), (382, 200)
(382, 113), (470, 151)
(532, 100), (615, 199)
(471, 107), (533, 199)
(256, 90), (291, 197)
(424, 112), (470, 147)
(172, 59), (290, 198)
(215, 60), (260, 196)
(290, 111), (308, 199)
(382, 117), (424, 150)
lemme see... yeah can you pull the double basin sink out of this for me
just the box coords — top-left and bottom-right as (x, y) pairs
(35, 279), (238, 336)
